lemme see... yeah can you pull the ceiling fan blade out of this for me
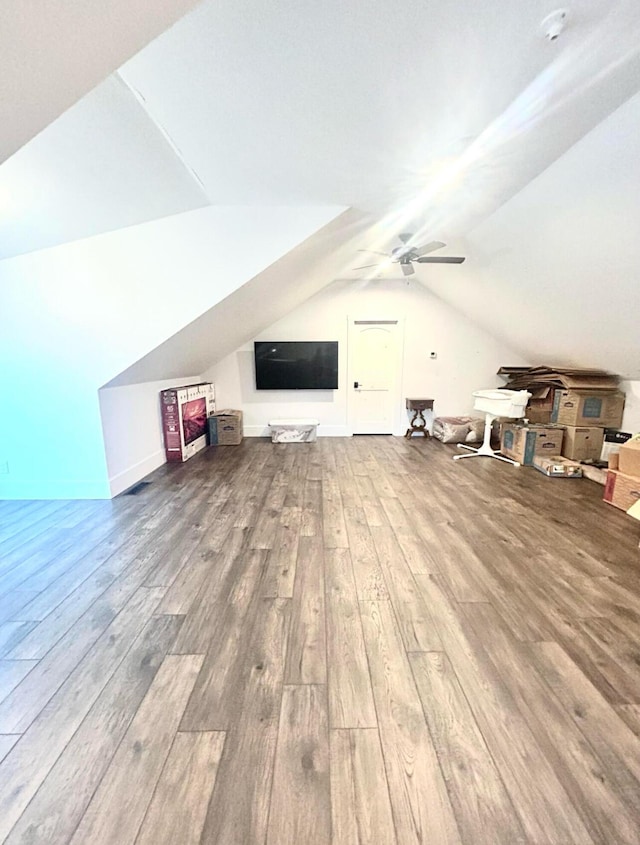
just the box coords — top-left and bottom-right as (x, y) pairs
(352, 263), (382, 270)
(415, 240), (446, 256)
(397, 233), (414, 244)
(416, 256), (466, 264)
(357, 249), (390, 257)
(401, 263), (415, 276)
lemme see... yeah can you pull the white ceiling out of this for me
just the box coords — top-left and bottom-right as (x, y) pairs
(0, 76), (208, 260)
(2, 0), (640, 384)
(412, 87), (640, 379)
(120, 0), (640, 234)
(3, 0), (639, 260)
(0, 0), (203, 164)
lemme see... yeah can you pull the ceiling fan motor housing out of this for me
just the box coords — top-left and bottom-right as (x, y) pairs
(392, 246), (417, 262)
(353, 234), (464, 272)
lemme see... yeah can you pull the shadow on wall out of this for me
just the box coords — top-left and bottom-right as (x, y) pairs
(236, 350), (337, 405)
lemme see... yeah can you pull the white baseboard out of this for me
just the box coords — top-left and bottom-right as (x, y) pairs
(243, 424), (352, 438)
(242, 425), (271, 438)
(0, 478), (111, 500)
(317, 425), (352, 437)
(108, 449), (166, 497)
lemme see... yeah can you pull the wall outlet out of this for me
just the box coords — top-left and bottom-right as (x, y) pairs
(0, 460), (8, 475)
(429, 352), (438, 359)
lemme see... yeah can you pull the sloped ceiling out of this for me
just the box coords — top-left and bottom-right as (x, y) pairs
(0, 0), (204, 163)
(4, 0), (639, 254)
(407, 88), (640, 379)
(0, 75), (208, 260)
(2, 0), (640, 383)
(105, 208), (371, 386)
(121, 0), (640, 229)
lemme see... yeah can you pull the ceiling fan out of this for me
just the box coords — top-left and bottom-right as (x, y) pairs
(353, 233), (465, 277)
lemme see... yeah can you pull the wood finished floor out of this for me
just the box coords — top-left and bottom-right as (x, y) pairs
(1, 436), (640, 844)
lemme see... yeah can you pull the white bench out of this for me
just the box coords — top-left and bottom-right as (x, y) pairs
(269, 418), (319, 443)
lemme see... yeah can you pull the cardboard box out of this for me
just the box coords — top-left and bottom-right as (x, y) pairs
(160, 383), (215, 462)
(500, 424), (564, 466)
(561, 426), (604, 463)
(207, 416), (218, 446)
(212, 410), (243, 445)
(551, 389), (625, 428)
(618, 438), (640, 478)
(525, 393), (554, 424)
(603, 469), (640, 512)
(533, 455), (583, 478)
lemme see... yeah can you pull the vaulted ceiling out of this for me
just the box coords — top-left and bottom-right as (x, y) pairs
(119, 0), (640, 229)
(2, 0), (640, 378)
(3, 0), (639, 256)
(0, 0), (203, 164)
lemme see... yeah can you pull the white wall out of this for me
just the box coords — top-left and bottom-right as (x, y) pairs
(205, 278), (527, 437)
(0, 203), (344, 499)
(0, 369), (111, 500)
(98, 375), (202, 497)
(621, 381), (640, 434)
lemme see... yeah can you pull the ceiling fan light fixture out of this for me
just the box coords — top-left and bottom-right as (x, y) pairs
(351, 234), (466, 277)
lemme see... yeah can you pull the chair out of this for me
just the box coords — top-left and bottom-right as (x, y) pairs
(452, 389), (531, 466)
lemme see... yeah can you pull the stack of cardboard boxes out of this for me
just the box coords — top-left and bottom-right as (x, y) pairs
(496, 365), (640, 513)
(498, 390), (626, 473)
(604, 439), (640, 512)
(497, 366), (626, 470)
(551, 387), (625, 463)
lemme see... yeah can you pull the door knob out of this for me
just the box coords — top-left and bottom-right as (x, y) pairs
(354, 381), (359, 388)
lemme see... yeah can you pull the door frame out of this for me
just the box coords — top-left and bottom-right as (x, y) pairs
(346, 317), (405, 436)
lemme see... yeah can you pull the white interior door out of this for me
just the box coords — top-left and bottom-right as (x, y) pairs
(348, 320), (402, 434)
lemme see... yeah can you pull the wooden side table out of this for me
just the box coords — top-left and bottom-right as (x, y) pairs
(405, 398), (434, 439)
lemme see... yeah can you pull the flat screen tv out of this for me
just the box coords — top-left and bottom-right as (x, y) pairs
(254, 341), (338, 390)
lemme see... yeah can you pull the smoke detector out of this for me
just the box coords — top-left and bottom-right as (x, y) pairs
(541, 9), (568, 41)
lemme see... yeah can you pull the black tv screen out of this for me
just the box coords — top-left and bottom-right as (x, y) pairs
(254, 341), (338, 390)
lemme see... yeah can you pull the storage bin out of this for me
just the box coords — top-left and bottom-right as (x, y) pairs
(269, 418), (319, 443)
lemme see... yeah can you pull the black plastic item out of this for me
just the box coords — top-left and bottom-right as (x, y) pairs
(124, 481), (152, 496)
(603, 428), (632, 444)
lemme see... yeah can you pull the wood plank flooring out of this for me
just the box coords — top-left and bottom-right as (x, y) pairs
(1, 436), (640, 844)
